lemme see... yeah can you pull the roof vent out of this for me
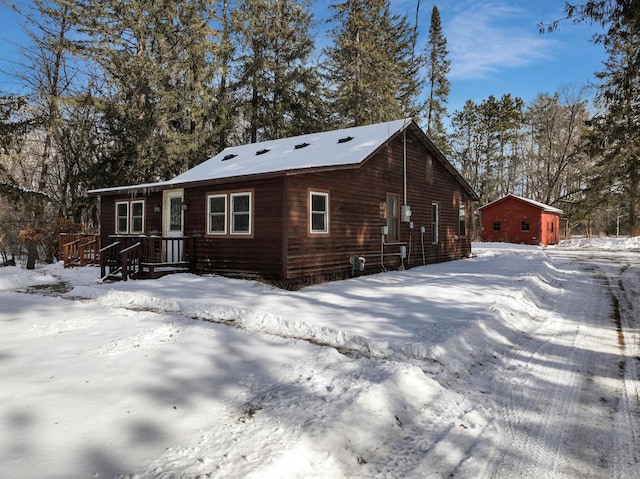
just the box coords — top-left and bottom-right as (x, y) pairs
(294, 142), (310, 149)
(222, 154), (237, 161)
(337, 136), (354, 144)
(256, 148), (270, 155)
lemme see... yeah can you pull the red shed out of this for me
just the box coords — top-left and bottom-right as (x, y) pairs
(479, 194), (562, 246)
(88, 119), (479, 285)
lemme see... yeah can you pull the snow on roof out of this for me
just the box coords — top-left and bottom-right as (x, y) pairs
(480, 194), (563, 214)
(89, 119), (412, 194)
(170, 118), (411, 184)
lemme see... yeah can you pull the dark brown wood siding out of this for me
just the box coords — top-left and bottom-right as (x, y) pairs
(283, 131), (474, 281)
(99, 191), (164, 247)
(95, 125), (475, 284)
(185, 177), (285, 279)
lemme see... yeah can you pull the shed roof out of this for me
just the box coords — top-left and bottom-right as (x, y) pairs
(479, 194), (563, 214)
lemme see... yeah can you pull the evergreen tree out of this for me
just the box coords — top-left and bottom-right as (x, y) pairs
(323, 0), (422, 127)
(233, 0), (323, 143)
(586, 17), (640, 234)
(424, 5), (450, 153)
(450, 94), (524, 203)
(70, 0), (220, 184)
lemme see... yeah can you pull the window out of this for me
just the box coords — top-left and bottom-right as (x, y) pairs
(386, 194), (399, 239)
(115, 200), (145, 234)
(116, 202), (129, 234)
(169, 196), (182, 232)
(431, 203), (439, 244)
(310, 191), (329, 234)
(231, 192), (251, 234)
(130, 201), (144, 234)
(459, 204), (466, 237)
(207, 195), (227, 234)
(426, 156), (433, 184)
(206, 191), (252, 236)
(493, 221), (501, 231)
(521, 221), (530, 232)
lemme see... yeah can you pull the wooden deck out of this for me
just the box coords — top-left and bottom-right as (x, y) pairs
(59, 234), (194, 280)
(59, 233), (101, 268)
(99, 235), (194, 281)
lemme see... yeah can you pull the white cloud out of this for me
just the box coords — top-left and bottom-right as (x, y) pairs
(444, 1), (561, 80)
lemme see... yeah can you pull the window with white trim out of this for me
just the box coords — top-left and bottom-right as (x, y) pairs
(431, 202), (439, 244)
(206, 191), (252, 236)
(131, 201), (144, 234)
(115, 200), (145, 234)
(310, 191), (329, 234)
(458, 204), (466, 237)
(231, 192), (252, 234)
(386, 194), (399, 239)
(207, 194), (227, 234)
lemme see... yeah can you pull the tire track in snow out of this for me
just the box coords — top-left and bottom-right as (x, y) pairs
(483, 250), (632, 479)
(605, 256), (640, 478)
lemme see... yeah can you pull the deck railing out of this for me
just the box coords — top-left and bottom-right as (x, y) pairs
(99, 235), (194, 280)
(60, 233), (101, 268)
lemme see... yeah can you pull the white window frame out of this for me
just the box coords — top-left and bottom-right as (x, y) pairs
(386, 194), (399, 239)
(115, 201), (129, 234)
(458, 204), (466, 237)
(310, 191), (329, 234)
(206, 191), (253, 237)
(207, 194), (228, 235)
(432, 202), (439, 244)
(130, 200), (145, 234)
(230, 192), (252, 235)
(115, 200), (145, 234)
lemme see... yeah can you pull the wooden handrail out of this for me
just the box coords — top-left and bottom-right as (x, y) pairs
(60, 234), (101, 267)
(94, 236), (194, 280)
(99, 241), (120, 253)
(120, 242), (142, 281)
(100, 241), (120, 278)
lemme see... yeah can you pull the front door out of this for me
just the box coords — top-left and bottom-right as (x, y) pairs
(163, 190), (184, 262)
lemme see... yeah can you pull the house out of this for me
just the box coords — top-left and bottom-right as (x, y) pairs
(479, 194), (563, 246)
(88, 119), (479, 286)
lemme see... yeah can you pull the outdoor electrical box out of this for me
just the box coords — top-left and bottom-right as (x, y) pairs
(381, 226), (389, 236)
(401, 204), (412, 222)
(350, 256), (366, 272)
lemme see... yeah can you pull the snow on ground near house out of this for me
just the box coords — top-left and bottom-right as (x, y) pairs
(0, 238), (638, 478)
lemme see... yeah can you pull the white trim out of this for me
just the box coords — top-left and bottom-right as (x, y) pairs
(130, 200), (145, 234)
(115, 200), (145, 234)
(230, 192), (252, 235)
(431, 203), (439, 244)
(115, 201), (129, 234)
(310, 191), (329, 234)
(207, 194), (228, 235)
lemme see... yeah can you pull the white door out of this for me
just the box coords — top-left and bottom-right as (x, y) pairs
(163, 190), (184, 262)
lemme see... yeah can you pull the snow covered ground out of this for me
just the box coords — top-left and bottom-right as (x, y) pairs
(1, 238), (638, 478)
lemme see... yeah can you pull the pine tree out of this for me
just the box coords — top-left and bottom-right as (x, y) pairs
(587, 17), (640, 234)
(70, 0), (220, 183)
(323, 0), (422, 126)
(424, 5), (451, 153)
(233, 0), (323, 143)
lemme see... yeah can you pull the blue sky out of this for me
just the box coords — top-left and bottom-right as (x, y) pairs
(0, 0), (606, 115)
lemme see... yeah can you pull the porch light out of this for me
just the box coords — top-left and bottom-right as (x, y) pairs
(181, 200), (189, 211)
(154, 203), (161, 213)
